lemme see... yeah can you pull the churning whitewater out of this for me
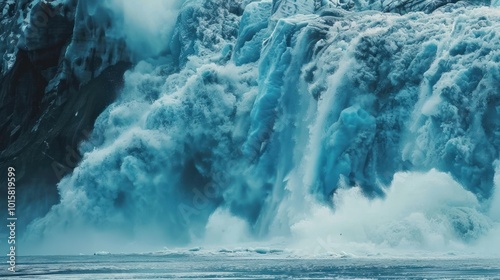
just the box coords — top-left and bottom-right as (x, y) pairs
(23, 0), (500, 256)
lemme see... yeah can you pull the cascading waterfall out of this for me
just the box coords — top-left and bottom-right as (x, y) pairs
(23, 0), (500, 256)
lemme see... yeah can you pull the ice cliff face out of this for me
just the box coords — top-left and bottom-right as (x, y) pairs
(243, 0), (500, 200)
(1, 0), (499, 254)
(1, 0), (152, 229)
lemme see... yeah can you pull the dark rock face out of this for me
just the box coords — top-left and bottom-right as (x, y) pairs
(1, 0), (73, 150)
(0, 0), (131, 228)
(21, 1), (73, 51)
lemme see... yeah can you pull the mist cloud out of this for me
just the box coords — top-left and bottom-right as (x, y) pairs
(106, 0), (184, 59)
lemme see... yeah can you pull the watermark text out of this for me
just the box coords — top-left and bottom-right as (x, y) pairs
(6, 167), (16, 273)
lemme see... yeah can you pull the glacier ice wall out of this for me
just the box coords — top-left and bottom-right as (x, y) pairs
(23, 0), (500, 255)
(49, 0), (185, 90)
(10, 0), (185, 91)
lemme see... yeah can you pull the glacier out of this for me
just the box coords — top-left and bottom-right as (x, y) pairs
(12, 0), (500, 256)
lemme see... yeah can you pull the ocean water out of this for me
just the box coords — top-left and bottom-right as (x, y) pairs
(2, 254), (500, 279)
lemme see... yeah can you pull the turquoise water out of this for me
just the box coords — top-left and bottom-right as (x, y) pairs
(2, 255), (500, 279)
